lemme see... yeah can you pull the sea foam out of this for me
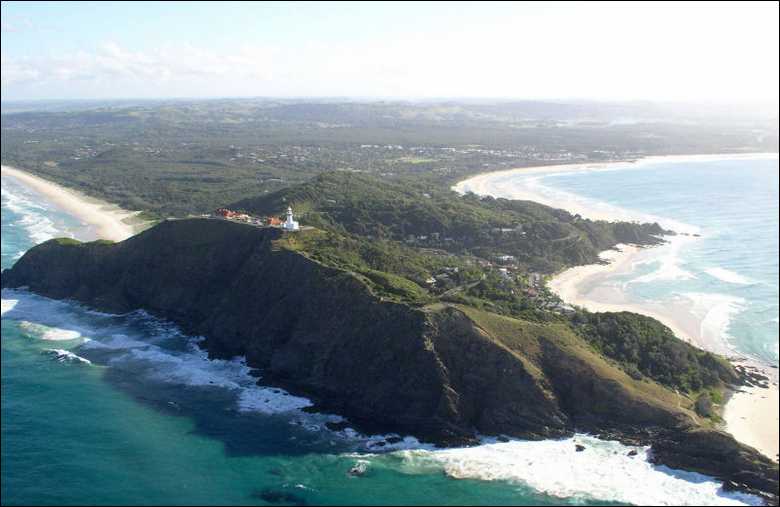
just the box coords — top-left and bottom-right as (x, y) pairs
(704, 267), (753, 285)
(0, 290), (764, 505)
(1, 185), (62, 245)
(628, 236), (697, 285)
(457, 167), (699, 235)
(18, 320), (83, 341)
(393, 436), (761, 506)
(681, 292), (746, 353)
(1, 299), (18, 316)
(4, 289), (316, 418)
(42, 348), (92, 365)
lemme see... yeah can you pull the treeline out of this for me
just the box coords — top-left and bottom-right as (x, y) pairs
(572, 311), (738, 392)
(3, 99), (776, 217)
(234, 171), (668, 274)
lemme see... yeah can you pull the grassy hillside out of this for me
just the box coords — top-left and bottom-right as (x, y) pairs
(234, 171), (669, 273)
(457, 305), (718, 420)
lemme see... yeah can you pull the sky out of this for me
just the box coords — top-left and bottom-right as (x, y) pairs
(1, 1), (778, 104)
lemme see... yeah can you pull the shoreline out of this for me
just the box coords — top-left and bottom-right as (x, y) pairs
(1, 165), (148, 242)
(545, 242), (708, 349)
(454, 152), (778, 233)
(453, 152), (779, 199)
(455, 153), (779, 462)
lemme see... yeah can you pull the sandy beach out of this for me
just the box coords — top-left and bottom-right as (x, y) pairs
(724, 383), (780, 462)
(547, 241), (779, 461)
(456, 153), (780, 461)
(454, 153), (778, 234)
(453, 152), (779, 198)
(545, 242), (707, 349)
(1, 165), (147, 242)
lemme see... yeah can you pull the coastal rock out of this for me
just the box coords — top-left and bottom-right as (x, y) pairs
(325, 421), (350, 432)
(2, 218), (777, 500)
(651, 429), (779, 503)
(348, 461), (369, 477)
(253, 488), (307, 506)
(694, 394), (714, 418)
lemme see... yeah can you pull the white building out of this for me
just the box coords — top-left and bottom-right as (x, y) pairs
(282, 206), (300, 231)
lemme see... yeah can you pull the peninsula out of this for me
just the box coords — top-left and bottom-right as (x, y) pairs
(2, 171), (778, 503)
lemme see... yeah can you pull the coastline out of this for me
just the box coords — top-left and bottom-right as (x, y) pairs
(545, 242), (706, 349)
(1, 165), (148, 242)
(454, 152), (778, 232)
(453, 152), (780, 199)
(455, 153), (780, 462)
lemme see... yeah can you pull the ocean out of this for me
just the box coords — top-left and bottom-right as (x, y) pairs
(0, 168), (767, 506)
(473, 155), (779, 367)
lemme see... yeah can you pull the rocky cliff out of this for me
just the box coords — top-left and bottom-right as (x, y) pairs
(2, 218), (777, 502)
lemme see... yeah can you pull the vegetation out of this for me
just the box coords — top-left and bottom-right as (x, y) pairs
(236, 171), (669, 273)
(247, 173), (737, 398)
(2, 99), (777, 499)
(457, 305), (687, 410)
(572, 311), (738, 392)
(30, 166), (740, 399)
(276, 229), (437, 305)
(3, 99), (776, 217)
(3, 98), (756, 415)
(52, 237), (115, 247)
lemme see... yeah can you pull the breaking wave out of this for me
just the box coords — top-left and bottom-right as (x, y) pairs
(0, 287), (764, 505)
(1, 184), (64, 245)
(628, 236), (697, 285)
(681, 292), (746, 353)
(704, 267), (753, 285)
(1, 299), (18, 315)
(42, 348), (92, 365)
(391, 436), (761, 506)
(18, 321), (83, 341)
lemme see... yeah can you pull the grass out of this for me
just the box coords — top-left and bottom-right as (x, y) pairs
(276, 228), (432, 305)
(456, 304), (695, 419)
(52, 237), (82, 246)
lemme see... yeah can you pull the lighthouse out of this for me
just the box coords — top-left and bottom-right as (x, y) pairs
(282, 206), (300, 231)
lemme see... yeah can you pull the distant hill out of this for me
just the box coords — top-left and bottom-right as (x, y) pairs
(3, 98), (776, 217)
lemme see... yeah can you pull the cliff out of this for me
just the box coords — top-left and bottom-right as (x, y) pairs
(2, 218), (777, 502)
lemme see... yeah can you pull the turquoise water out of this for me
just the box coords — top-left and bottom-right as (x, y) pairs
(536, 157), (779, 365)
(1, 172), (764, 506)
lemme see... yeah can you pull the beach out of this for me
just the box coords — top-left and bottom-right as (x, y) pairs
(454, 153), (778, 233)
(456, 153), (780, 462)
(1, 165), (146, 242)
(546, 242), (779, 461)
(3, 157), (778, 465)
(545, 242), (706, 348)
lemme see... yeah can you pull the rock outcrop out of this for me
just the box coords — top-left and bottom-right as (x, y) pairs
(2, 218), (777, 502)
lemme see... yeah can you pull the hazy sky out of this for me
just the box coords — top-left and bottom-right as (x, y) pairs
(2, 1), (778, 103)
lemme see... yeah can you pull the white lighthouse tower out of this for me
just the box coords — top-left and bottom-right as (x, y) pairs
(282, 206), (299, 231)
